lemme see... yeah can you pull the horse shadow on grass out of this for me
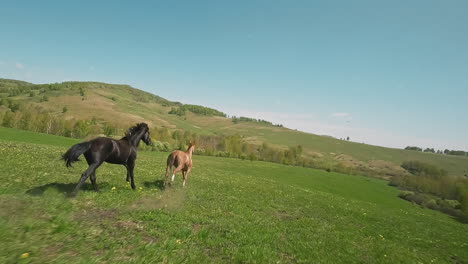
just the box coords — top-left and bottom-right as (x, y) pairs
(142, 179), (166, 190)
(26, 182), (110, 197)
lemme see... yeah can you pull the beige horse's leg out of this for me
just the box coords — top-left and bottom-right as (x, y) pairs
(182, 170), (187, 187)
(164, 165), (172, 187)
(171, 165), (184, 185)
(183, 167), (191, 187)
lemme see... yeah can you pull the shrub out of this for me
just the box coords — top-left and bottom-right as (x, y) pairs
(103, 123), (116, 136)
(405, 146), (422, 151)
(398, 191), (414, 199)
(422, 199), (439, 210)
(182, 104), (226, 117)
(401, 160), (447, 179)
(458, 185), (468, 216)
(168, 107), (186, 116)
(151, 141), (170, 152)
(397, 191), (467, 221)
(73, 120), (91, 138)
(438, 199), (461, 210)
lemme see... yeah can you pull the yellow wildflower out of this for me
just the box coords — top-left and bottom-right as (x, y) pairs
(20, 253), (29, 259)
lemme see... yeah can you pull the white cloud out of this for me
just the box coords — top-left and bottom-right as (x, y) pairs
(331, 112), (350, 117)
(15, 62), (24, 69)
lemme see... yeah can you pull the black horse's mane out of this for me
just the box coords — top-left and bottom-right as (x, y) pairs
(122, 123), (148, 140)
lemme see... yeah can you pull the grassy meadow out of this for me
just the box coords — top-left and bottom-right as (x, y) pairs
(2, 79), (467, 178)
(1, 127), (467, 263)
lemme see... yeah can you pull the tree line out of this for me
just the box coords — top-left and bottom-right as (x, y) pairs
(0, 106), (114, 138)
(231, 116), (283, 127)
(404, 146), (468, 157)
(169, 104), (226, 117)
(390, 160), (468, 221)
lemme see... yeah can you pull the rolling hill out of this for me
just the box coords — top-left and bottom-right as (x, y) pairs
(1, 78), (467, 179)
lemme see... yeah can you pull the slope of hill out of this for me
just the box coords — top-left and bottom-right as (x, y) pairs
(0, 128), (467, 263)
(0, 78), (467, 178)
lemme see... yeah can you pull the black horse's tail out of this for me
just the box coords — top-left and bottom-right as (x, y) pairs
(62, 142), (92, 168)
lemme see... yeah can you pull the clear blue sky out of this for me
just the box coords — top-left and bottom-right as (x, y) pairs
(1, 0), (467, 150)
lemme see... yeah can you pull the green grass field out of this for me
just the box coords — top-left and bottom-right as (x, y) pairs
(1, 127), (467, 263)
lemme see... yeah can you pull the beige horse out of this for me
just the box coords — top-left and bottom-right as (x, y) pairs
(164, 143), (195, 187)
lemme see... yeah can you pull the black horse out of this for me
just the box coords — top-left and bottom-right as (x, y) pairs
(62, 123), (151, 196)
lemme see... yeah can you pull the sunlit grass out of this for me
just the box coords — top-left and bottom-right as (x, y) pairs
(0, 131), (467, 263)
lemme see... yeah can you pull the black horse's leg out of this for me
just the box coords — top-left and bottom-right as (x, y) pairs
(85, 155), (100, 192)
(70, 163), (100, 197)
(126, 159), (136, 190)
(90, 172), (99, 192)
(130, 168), (136, 190)
(125, 164), (131, 182)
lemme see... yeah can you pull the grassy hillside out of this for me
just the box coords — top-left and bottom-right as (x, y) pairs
(1, 78), (467, 178)
(1, 127), (467, 263)
(0, 127), (79, 147)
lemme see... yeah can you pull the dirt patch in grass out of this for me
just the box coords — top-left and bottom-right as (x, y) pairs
(129, 189), (186, 211)
(40, 244), (79, 261)
(114, 220), (158, 243)
(368, 160), (409, 178)
(304, 150), (324, 158)
(334, 154), (407, 179)
(73, 208), (118, 222)
(274, 210), (299, 221)
(279, 252), (298, 263)
(0, 197), (28, 218)
(243, 136), (263, 146)
(335, 154), (366, 168)
(115, 220), (144, 231)
(191, 224), (203, 233)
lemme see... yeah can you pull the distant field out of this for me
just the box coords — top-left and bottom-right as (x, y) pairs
(0, 127), (79, 147)
(0, 127), (467, 263)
